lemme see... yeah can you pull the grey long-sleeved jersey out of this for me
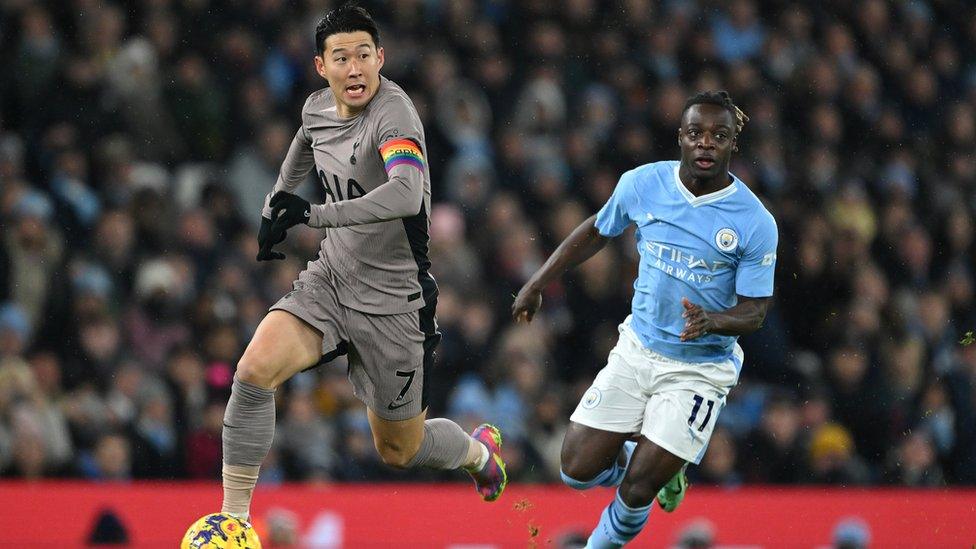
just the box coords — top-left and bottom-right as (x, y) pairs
(264, 76), (436, 315)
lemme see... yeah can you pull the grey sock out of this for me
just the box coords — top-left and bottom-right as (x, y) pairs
(405, 418), (472, 470)
(222, 377), (276, 466)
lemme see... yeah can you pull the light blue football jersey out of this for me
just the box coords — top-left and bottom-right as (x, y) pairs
(595, 160), (778, 363)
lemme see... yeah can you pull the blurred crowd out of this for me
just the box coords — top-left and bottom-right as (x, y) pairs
(1, 0), (975, 488)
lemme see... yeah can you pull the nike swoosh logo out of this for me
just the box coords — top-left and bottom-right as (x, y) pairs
(323, 106), (337, 112)
(387, 400), (414, 411)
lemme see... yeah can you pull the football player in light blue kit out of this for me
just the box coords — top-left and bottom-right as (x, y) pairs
(513, 91), (778, 548)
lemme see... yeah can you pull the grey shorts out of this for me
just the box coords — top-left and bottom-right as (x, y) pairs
(271, 270), (440, 421)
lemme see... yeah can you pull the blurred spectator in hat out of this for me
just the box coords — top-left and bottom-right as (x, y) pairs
(69, 260), (114, 319)
(0, 303), (31, 358)
(104, 34), (184, 162)
(3, 191), (64, 333)
(808, 423), (871, 485)
(124, 257), (193, 369)
(49, 149), (101, 242)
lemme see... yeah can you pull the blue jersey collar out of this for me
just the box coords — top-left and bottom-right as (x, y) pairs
(672, 165), (738, 207)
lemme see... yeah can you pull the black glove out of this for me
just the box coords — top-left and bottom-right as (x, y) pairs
(256, 215), (286, 261)
(269, 191), (311, 234)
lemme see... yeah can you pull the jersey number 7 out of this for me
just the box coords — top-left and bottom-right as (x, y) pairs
(394, 369), (415, 401)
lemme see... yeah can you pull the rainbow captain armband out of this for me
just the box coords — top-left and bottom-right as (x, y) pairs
(379, 138), (425, 173)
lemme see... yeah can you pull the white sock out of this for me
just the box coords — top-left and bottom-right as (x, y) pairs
(221, 463), (259, 520)
(465, 442), (490, 472)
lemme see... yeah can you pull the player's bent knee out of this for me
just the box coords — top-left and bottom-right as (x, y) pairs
(617, 456), (668, 507)
(560, 447), (604, 482)
(236, 353), (282, 389)
(375, 441), (419, 469)
(560, 469), (600, 490)
(618, 478), (657, 508)
(236, 311), (322, 389)
(559, 458), (604, 485)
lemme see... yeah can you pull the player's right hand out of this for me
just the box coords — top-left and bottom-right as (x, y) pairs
(256, 215), (287, 261)
(511, 285), (542, 323)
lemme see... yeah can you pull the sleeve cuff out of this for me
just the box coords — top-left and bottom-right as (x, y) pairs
(262, 192), (273, 220)
(309, 203), (337, 228)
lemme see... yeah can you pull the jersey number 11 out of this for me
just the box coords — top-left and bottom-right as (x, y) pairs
(688, 394), (714, 432)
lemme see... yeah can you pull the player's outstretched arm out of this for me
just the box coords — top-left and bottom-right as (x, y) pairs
(262, 151), (424, 234)
(512, 214), (610, 323)
(307, 163), (423, 228)
(679, 295), (771, 341)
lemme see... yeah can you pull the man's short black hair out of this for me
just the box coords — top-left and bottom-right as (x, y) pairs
(315, 3), (380, 56)
(682, 90), (749, 135)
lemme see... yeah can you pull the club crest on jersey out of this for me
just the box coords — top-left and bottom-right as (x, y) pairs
(581, 388), (602, 409)
(715, 228), (738, 252)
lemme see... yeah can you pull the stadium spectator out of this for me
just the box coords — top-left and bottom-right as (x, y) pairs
(83, 432), (132, 481)
(741, 392), (806, 483)
(884, 430), (946, 487)
(277, 389), (337, 481)
(808, 423), (871, 485)
(184, 400), (225, 479)
(696, 427), (741, 487)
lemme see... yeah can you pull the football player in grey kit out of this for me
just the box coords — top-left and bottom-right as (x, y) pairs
(219, 4), (507, 521)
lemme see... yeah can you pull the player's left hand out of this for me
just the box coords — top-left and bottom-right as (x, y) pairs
(680, 297), (715, 341)
(512, 285), (543, 323)
(269, 191), (311, 233)
(256, 215), (287, 261)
